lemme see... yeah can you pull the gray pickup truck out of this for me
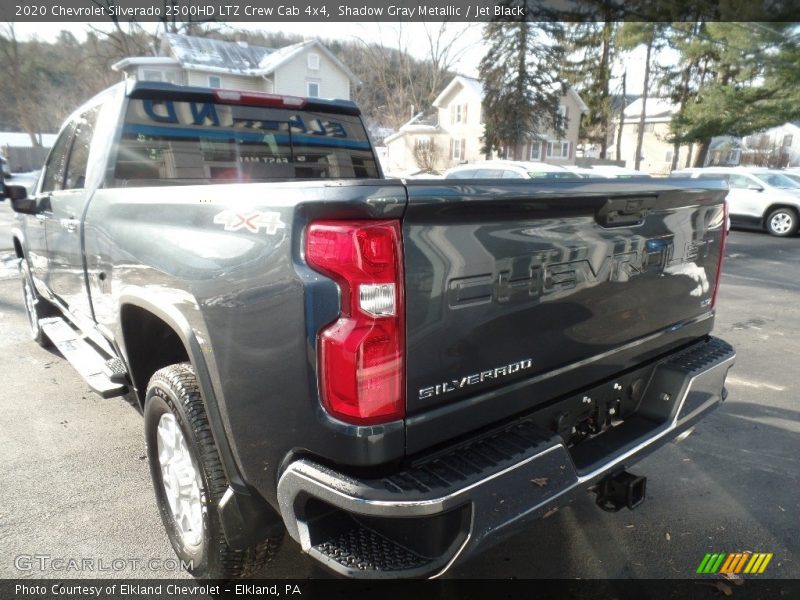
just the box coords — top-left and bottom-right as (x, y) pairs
(2, 81), (735, 579)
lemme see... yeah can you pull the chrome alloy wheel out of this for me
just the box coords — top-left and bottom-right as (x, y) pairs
(156, 413), (203, 548)
(770, 211), (794, 235)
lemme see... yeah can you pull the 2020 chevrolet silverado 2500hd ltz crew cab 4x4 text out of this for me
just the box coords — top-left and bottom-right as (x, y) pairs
(3, 81), (735, 578)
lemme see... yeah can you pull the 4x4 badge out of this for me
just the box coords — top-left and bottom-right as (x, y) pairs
(213, 210), (286, 235)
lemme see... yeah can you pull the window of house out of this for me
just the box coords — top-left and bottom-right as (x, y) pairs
(783, 134), (794, 147)
(450, 104), (468, 124)
(208, 76), (222, 89)
(558, 105), (569, 120)
(451, 138), (465, 160)
(307, 81), (320, 97)
(141, 69), (164, 82)
(644, 123), (655, 133)
(308, 53), (320, 70)
(546, 141), (570, 159)
(665, 150), (673, 162)
(529, 142), (541, 160)
(415, 137), (432, 150)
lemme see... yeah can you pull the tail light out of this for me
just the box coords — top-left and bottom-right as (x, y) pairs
(711, 200), (728, 310)
(306, 220), (404, 424)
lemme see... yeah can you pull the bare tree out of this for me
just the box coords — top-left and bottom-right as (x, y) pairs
(355, 23), (472, 130)
(412, 138), (441, 173)
(0, 25), (44, 146)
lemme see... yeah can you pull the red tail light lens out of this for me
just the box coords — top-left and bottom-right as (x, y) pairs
(306, 220), (404, 424)
(711, 200), (728, 310)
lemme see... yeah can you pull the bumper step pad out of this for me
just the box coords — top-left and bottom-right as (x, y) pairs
(312, 522), (430, 573)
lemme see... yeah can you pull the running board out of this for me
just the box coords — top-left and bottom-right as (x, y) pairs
(39, 317), (128, 398)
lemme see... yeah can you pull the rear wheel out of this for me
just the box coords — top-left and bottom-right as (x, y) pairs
(20, 259), (56, 347)
(766, 207), (799, 237)
(144, 363), (283, 578)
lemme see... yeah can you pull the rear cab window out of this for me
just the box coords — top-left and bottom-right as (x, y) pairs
(112, 95), (379, 186)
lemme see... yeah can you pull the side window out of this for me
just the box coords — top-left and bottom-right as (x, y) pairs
(446, 169), (474, 179)
(502, 170), (524, 179)
(64, 106), (101, 190)
(41, 124), (75, 193)
(728, 174), (751, 189)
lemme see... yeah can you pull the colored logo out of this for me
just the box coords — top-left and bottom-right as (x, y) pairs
(697, 552), (773, 575)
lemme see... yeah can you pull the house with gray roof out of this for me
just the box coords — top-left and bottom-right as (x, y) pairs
(112, 34), (359, 100)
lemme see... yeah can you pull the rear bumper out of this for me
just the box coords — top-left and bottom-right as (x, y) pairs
(277, 336), (735, 578)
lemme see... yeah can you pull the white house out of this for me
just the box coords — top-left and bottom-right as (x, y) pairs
(611, 97), (699, 175)
(738, 122), (800, 167)
(384, 75), (587, 174)
(112, 34), (359, 101)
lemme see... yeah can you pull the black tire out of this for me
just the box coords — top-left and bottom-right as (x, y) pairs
(144, 363), (283, 578)
(20, 259), (57, 347)
(766, 207), (799, 237)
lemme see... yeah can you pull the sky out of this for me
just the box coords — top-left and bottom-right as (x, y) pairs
(10, 21), (654, 95)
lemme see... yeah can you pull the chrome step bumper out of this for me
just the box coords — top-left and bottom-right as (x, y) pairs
(277, 337), (735, 578)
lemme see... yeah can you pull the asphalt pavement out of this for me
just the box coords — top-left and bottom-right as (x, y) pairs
(0, 204), (797, 579)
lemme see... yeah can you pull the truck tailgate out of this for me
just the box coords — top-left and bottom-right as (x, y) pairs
(402, 179), (727, 453)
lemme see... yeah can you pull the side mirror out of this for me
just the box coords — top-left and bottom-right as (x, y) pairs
(6, 185), (38, 215)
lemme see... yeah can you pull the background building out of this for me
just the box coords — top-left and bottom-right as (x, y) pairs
(384, 75), (587, 175)
(112, 34), (359, 100)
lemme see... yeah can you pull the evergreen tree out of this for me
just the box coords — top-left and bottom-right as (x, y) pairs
(617, 23), (669, 171)
(560, 19), (619, 159)
(669, 22), (800, 166)
(479, 16), (566, 159)
(657, 21), (713, 169)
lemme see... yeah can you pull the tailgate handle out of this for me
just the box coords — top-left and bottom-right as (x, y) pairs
(596, 196), (654, 228)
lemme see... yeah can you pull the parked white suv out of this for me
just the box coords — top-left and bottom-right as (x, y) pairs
(671, 167), (800, 237)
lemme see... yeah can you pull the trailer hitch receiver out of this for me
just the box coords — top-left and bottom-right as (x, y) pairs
(595, 470), (646, 512)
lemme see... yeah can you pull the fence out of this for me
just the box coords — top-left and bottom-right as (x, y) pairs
(1, 146), (50, 174)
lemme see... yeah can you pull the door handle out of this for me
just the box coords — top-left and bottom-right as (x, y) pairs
(596, 196), (655, 228)
(61, 218), (80, 233)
